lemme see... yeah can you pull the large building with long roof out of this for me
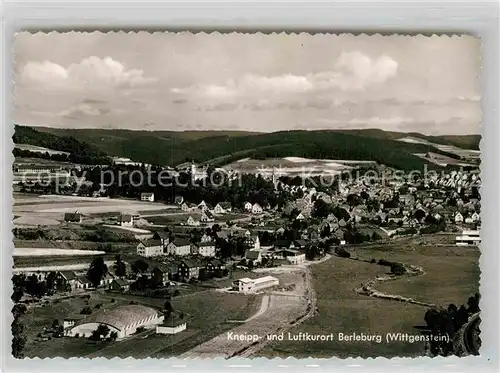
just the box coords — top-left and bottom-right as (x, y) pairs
(64, 304), (164, 339)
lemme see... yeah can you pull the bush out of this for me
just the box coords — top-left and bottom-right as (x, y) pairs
(80, 307), (92, 315)
(370, 258), (377, 264)
(378, 259), (392, 266)
(110, 298), (115, 303)
(173, 289), (180, 297)
(95, 303), (102, 309)
(335, 247), (351, 258)
(390, 262), (407, 275)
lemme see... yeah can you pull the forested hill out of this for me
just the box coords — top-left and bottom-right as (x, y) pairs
(13, 125), (480, 171)
(334, 129), (481, 151)
(13, 125), (111, 165)
(166, 130), (475, 171)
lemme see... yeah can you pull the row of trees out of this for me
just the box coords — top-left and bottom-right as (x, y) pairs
(11, 257), (111, 303)
(79, 165), (291, 211)
(12, 273), (51, 302)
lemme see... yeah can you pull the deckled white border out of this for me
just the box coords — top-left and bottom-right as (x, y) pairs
(1, 1), (498, 372)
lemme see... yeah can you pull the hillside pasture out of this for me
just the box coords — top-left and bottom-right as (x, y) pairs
(13, 247), (105, 257)
(14, 143), (70, 156)
(12, 194), (171, 228)
(258, 237), (480, 359)
(224, 157), (356, 177)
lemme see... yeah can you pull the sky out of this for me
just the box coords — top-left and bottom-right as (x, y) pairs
(13, 32), (481, 135)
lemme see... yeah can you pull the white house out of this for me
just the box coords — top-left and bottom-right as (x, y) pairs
(141, 192), (155, 202)
(75, 276), (93, 290)
(471, 212), (480, 222)
(200, 233), (213, 243)
(251, 203), (263, 214)
(245, 234), (260, 250)
(198, 242), (216, 257)
(296, 212), (305, 221)
(137, 240), (164, 257)
(166, 238), (192, 256)
(273, 248), (306, 264)
(197, 200), (208, 210)
(156, 316), (187, 335)
(186, 216), (200, 226)
(244, 202), (253, 212)
(181, 203), (196, 212)
(286, 251), (306, 265)
(120, 214), (133, 227)
(213, 202), (232, 214)
(454, 212), (464, 223)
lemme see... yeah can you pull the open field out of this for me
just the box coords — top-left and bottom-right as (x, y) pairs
(13, 261), (115, 274)
(223, 157), (365, 177)
(13, 254), (117, 269)
(14, 143), (70, 156)
(102, 224), (152, 234)
(13, 247), (106, 257)
(13, 194), (171, 227)
(85, 329), (199, 358)
(145, 212), (201, 225)
(257, 238), (480, 358)
(214, 212), (249, 222)
(14, 238), (136, 251)
(414, 152), (475, 168)
(14, 157), (73, 167)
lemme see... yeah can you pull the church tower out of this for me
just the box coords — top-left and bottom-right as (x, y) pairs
(272, 167), (278, 191)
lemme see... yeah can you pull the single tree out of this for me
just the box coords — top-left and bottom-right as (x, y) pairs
(87, 257), (108, 289)
(113, 255), (127, 278)
(131, 259), (149, 275)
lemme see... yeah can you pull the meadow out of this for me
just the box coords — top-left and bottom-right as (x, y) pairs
(258, 238), (480, 358)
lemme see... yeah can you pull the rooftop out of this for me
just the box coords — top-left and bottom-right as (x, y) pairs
(75, 305), (160, 331)
(141, 239), (162, 247)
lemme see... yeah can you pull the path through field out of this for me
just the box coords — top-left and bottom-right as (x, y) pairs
(179, 260), (323, 359)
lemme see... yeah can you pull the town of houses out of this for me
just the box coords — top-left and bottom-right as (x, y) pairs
(15, 167), (481, 301)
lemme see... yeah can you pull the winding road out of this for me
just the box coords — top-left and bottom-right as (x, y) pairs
(235, 265), (317, 358)
(178, 259), (322, 359)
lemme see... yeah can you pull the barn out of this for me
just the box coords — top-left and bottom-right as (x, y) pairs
(64, 305), (164, 340)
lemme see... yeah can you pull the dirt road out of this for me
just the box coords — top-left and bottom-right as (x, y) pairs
(179, 259), (323, 359)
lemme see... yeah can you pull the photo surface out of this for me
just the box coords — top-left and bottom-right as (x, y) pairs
(11, 32), (481, 359)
